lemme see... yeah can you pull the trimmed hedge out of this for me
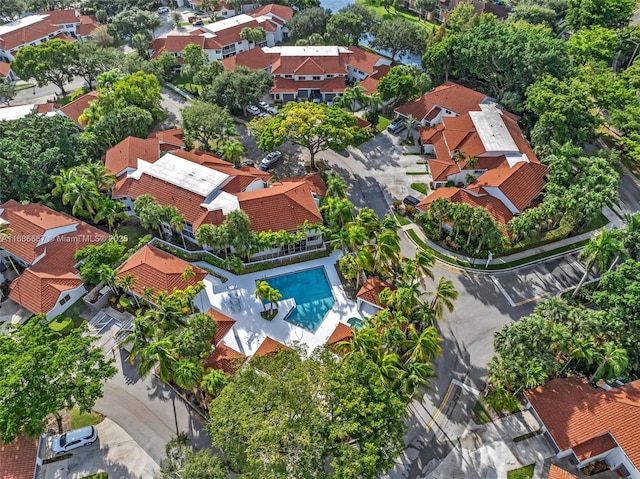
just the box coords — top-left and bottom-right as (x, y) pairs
(49, 317), (74, 336)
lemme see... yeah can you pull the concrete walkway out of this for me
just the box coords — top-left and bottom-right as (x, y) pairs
(403, 204), (626, 270)
(427, 410), (554, 479)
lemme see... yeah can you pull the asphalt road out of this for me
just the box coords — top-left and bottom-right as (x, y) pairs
(11, 76), (87, 106)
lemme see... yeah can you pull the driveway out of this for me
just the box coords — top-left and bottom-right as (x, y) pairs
(40, 419), (159, 479)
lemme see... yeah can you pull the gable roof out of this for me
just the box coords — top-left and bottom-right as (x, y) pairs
(254, 336), (289, 357)
(202, 343), (246, 375)
(9, 267), (82, 315)
(105, 136), (160, 176)
(76, 15), (101, 36)
(326, 322), (354, 345)
(280, 173), (327, 197)
(148, 128), (185, 151)
(207, 308), (237, 345)
(395, 81), (490, 121)
(237, 181), (322, 232)
(345, 45), (386, 74)
(58, 90), (98, 128)
(0, 17), (61, 51)
(525, 377), (640, 469)
(417, 187), (515, 225)
(357, 277), (394, 307)
(221, 46), (273, 70)
(116, 245), (207, 297)
(40, 9), (80, 25)
(247, 4), (294, 21)
(0, 436), (37, 479)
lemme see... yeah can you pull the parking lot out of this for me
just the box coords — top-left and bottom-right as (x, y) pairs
(40, 419), (159, 479)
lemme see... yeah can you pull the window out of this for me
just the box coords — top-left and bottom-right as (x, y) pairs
(59, 294), (71, 306)
(298, 76), (306, 80)
(327, 74), (333, 78)
(285, 74), (293, 78)
(312, 76), (321, 80)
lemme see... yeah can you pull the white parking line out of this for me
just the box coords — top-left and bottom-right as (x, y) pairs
(490, 276), (516, 307)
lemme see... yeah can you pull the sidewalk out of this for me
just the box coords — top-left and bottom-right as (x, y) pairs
(402, 205), (625, 270)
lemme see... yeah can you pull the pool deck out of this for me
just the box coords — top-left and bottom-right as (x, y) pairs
(192, 251), (366, 357)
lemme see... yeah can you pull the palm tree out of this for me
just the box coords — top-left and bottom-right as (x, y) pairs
(398, 358), (436, 399)
(138, 336), (178, 383)
(94, 198), (126, 233)
(428, 198), (450, 233)
(122, 315), (158, 364)
(52, 169), (101, 220)
(428, 276), (458, 320)
(589, 342), (628, 384)
(173, 358), (204, 390)
(337, 85), (368, 112)
(0, 223), (12, 242)
(254, 280), (270, 312)
(83, 162), (117, 192)
(200, 369), (228, 400)
(326, 174), (349, 198)
(560, 337), (596, 375)
(413, 0), (436, 21)
(169, 211), (187, 249)
(78, 100), (102, 127)
(369, 227), (401, 275)
(266, 286), (282, 313)
(403, 114), (418, 142)
(321, 197), (355, 232)
(573, 228), (625, 298)
(402, 326), (442, 364)
(222, 140), (245, 167)
(621, 212), (640, 260)
(117, 273), (140, 307)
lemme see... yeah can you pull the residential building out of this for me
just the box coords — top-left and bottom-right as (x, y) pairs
(0, 435), (38, 479)
(548, 465), (579, 479)
(222, 45), (392, 102)
(0, 10), (100, 79)
(356, 277), (395, 315)
(115, 244), (208, 299)
(57, 90), (98, 128)
(412, 82), (547, 226)
(525, 377), (640, 478)
(0, 201), (109, 320)
(0, 103), (60, 122)
(326, 322), (354, 348)
(149, 4), (292, 65)
(419, 0), (509, 23)
(108, 146), (325, 259)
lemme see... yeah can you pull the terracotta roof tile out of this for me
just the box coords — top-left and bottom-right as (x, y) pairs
(105, 136), (160, 176)
(280, 173), (327, 197)
(395, 81), (489, 121)
(326, 322), (354, 345)
(221, 47), (273, 70)
(247, 4), (294, 21)
(358, 75), (379, 95)
(355, 116), (372, 129)
(76, 15), (100, 36)
(58, 90), (98, 128)
(207, 308), (236, 345)
(548, 464), (579, 479)
(345, 45), (385, 74)
(9, 266), (82, 315)
(202, 343), (246, 375)
(0, 19), (61, 51)
(271, 76), (347, 93)
(254, 336), (289, 357)
(294, 57), (326, 75)
(572, 433), (618, 462)
(0, 62), (11, 77)
(41, 9), (79, 25)
(116, 245), (207, 297)
(237, 181), (322, 232)
(357, 277), (394, 307)
(417, 187), (515, 225)
(525, 377), (640, 469)
(0, 436), (37, 479)
(148, 128), (185, 150)
(473, 162), (548, 212)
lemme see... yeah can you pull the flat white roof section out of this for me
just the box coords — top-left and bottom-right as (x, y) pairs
(469, 107), (519, 154)
(203, 191), (240, 215)
(0, 104), (37, 121)
(201, 14), (256, 33)
(0, 15), (48, 36)
(263, 45), (346, 56)
(132, 153), (229, 197)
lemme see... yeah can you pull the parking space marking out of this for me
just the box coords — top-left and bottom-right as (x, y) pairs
(490, 276), (516, 307)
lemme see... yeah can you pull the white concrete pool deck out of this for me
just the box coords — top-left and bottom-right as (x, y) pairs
(192, 251), (366, 357)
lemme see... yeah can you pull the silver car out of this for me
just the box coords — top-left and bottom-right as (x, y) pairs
(258, 151), (282, 170)
(51, 426), (98, 454)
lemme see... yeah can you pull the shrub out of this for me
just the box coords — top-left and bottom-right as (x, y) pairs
(49, 317), (74, 336)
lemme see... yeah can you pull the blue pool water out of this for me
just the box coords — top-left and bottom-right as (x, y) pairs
(264, 267), (335, 332)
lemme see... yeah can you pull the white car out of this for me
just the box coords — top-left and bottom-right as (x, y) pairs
(158, 6), (169, 13)
(52, 426), (98, 454)
(247, 105), (261, 116)
(258, 151), (282, 170)
(259, 101), (270, 110)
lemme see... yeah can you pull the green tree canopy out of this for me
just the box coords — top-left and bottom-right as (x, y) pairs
(203, 65), (273, 115)
(567, 26), (619, 64)
(72, 42), (123, 90)
(377, 65), (432, 105)
(256, 102), (362, 170)
(287, 6), (331, 40)
(509, 4), (558, 29)
(182, 102), (237, 152)
(566, 0), (636, 30)
(0, 317), (117, 442)
(11, 38), (78, 94)
(75, 237), (128, 286)
(108, 7), (161, 40)
(371, 17), (427, 61)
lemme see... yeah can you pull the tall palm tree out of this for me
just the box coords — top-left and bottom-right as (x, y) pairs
(117, 273), (140, 307)
(428, 276), (458, 320)
(94, 198), (126, 233)
(621, 212), (640, 260)
(337, 85), (367, 112)
(222, 140), (245, 167)
(266, 286), (282, 313)
(403, 114), (417, 142)
(83, 162), (117, 192)
(138, 336), (178, 382)
(254, 280), (270, 312)
(402, 326), (442, 364)
(321, 197), (355, 232)
(369, 227), (401, 275)
(398, 358), (436, 399)
(560, 337), (596, 375)
(122, 315), (158, 364)
(170, 211), (187, 249)
(573, 228), (625, 298)
(173, 358), (204, 390)
(326, 174), (349, 198)
(589, 342), (628, 384)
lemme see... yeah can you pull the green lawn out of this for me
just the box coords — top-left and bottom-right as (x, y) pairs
(79, 473), (108, 479)
(70, 407), (105, 429)
(394, 213), (411, 226)
(115, 222), (152, 249)
(63, 298), (88, 327)
(507, 464), (535, 479)
(376, 115), (392, 132)
(411, 182), (428, 195)
(356, 0), (436, 32)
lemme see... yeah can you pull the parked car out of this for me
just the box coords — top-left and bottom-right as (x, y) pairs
(239, 160), (254, 168)
(266, 106), (278, 115)
(246, 105), (261, 116)
(192, 19), (204, 26)
(387, 117), (406, 134)
(403, 195), (420, 207)
(258, 151), (282, 171)
(51, 426), (98, 454)
(158, 6), (169, 13)
(258, 101), (270, 110)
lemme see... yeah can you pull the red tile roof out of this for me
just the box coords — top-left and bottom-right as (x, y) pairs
(271, 76), (347, 93)
(254, 336), (289, 357)
(417, 187), (515, 225)
(237, 181), (322, 232)
(0, 436), (37, 479)
(207, 308), (236, 345)
(572, 433), (618, 462)
(294, 57), (326, 75)
(9, 266), (82, 315)
(326, 322), (354, 345)
(548, 465), (579, 479)
(345, 45), (385, 74)
(0, 62), (11, 77)
(0, 19), (61, 51)
(395, 81), (490, 121)
(58, 90), (98, 128)
(248, 4), (294, 21)
(116, 245), (207, 297)
(148, 128), (185, 150)
(473, 162), (548, 212)
(356, 277), (394, 307)
(221, 46), (273, 70)
(105, 136), (160, 176)
(525, 378), (640, 469)
(202, 343), (246, 375)
(280, 173), (327, 197)
(76, 15), (101, 37)
(41, 9), (80, 25)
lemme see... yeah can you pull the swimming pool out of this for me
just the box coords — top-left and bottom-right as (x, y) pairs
(264, 267), (335, 332)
